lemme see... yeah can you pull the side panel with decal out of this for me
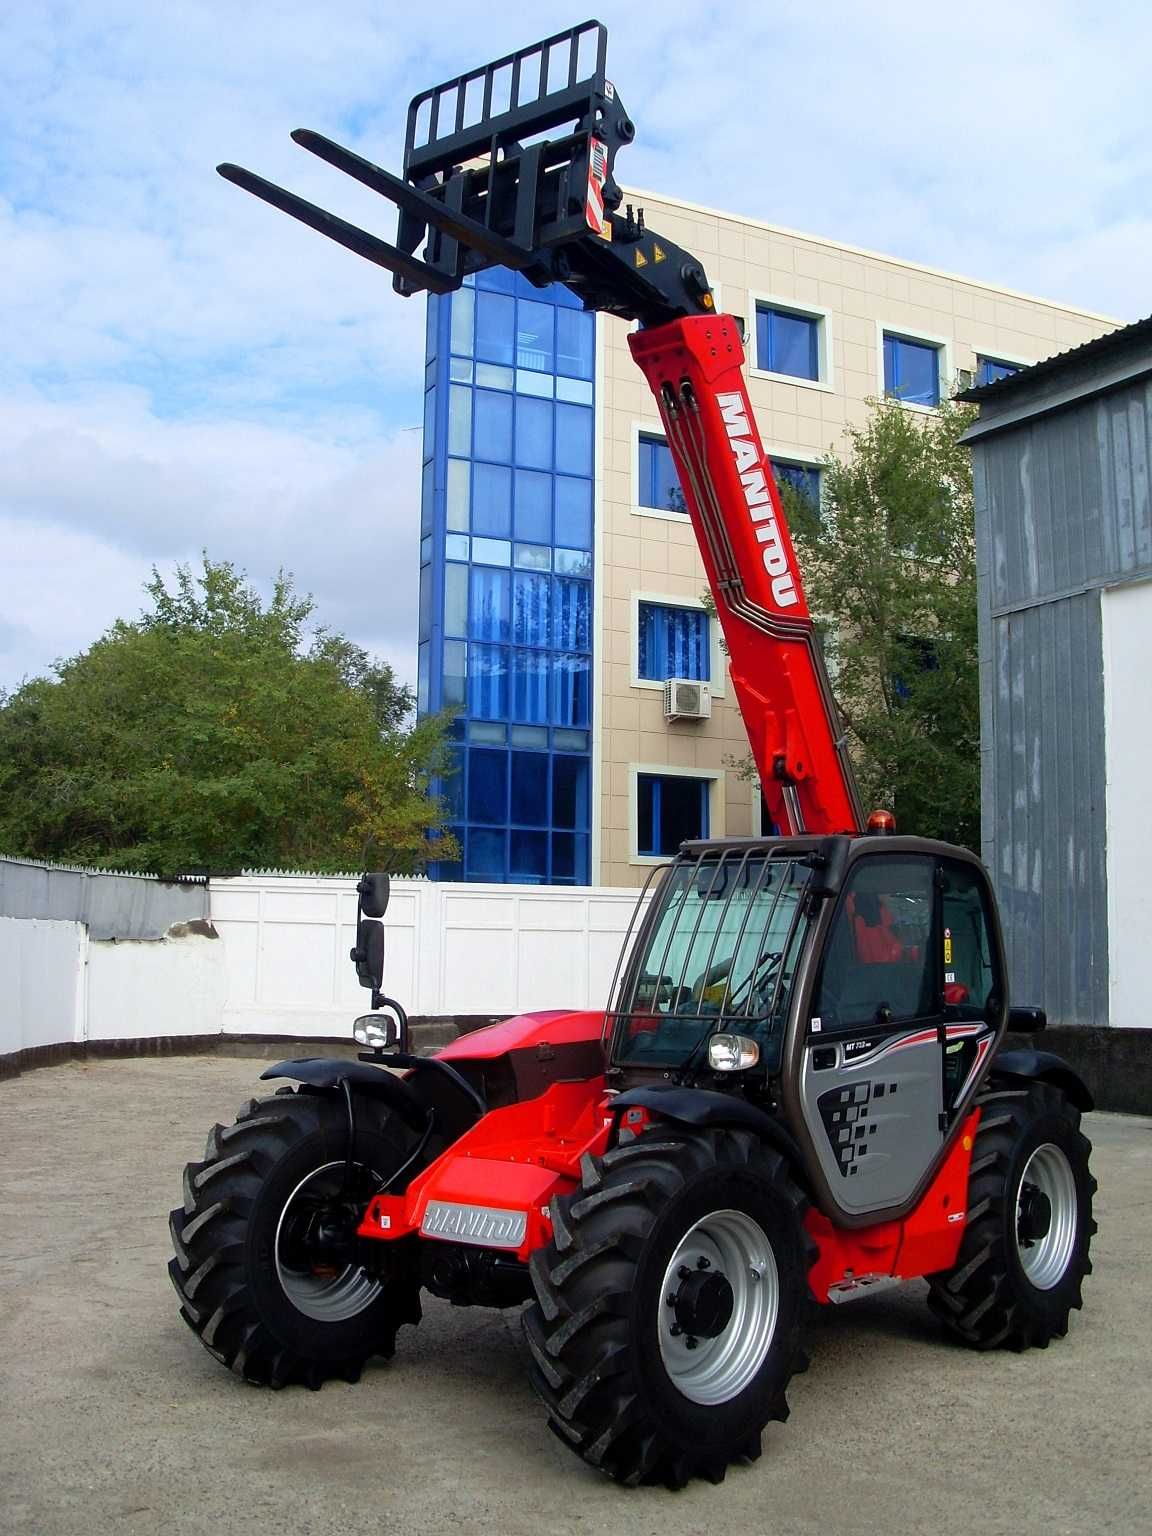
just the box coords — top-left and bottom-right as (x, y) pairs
(799, 1029), (944, 1215)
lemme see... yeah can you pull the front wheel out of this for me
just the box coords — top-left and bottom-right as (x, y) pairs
(928, 1081), (1096, 1350)
(523, 1127), (814, 1488)
(169, 1089), (422, 1389)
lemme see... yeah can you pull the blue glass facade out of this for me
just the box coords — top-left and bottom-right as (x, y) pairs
(419, 272), (595, 884)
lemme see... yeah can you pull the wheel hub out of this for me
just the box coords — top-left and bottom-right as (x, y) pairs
(657, 1208), (780, 1406)
(275, 1160), (384, 1322)
(1016, 1183), (1052, 1245)
(1013, 1142), (1078, 1290)
(670, 1266), (735, 1340)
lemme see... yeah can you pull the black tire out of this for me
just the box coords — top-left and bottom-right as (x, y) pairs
(169, 1089), (422, 1389)
(927, 1081), (1096, 1350)
(522, 1127), (814, 1488)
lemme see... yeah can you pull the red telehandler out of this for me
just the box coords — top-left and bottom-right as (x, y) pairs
(171, 20), (1096, 1487)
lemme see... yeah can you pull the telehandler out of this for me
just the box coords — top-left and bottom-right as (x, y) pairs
(171, 20), (1095, 1487)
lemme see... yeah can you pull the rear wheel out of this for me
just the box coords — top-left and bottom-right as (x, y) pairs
(928, 1081), (1096, 1350)
(169, 1089), (422, 1388)
(523, 1127), (814, 1488)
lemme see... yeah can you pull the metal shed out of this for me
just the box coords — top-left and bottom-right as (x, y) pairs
(959, 319), (1152, 1098)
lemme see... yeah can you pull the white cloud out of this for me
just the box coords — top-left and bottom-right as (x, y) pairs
(0, 389), (422, 691)
(1, 0), (1149, 694)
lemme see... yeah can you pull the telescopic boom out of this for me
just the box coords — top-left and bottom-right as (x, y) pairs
(217, 18), (864, 835)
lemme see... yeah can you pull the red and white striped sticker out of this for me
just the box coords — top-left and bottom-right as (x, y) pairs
(585, 136), (609, 237)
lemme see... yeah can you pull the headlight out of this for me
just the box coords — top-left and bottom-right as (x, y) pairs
(353, 1013), (398, 1051)
(707, 1033), (760, 1072)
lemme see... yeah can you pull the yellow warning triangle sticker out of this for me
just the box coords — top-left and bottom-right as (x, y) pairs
(653, 243), (667, 263)
(634, 248), (648, 268)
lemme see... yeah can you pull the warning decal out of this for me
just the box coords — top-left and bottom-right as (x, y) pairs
(585, 137), (609, 237)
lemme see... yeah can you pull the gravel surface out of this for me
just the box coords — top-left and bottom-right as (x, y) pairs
(1, 1055), (1148, 1535)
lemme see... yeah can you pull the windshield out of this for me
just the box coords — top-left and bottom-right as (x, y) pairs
(610, 852), (814, 1071)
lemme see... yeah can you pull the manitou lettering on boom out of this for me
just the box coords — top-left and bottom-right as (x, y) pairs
(716, 390), (798, 608)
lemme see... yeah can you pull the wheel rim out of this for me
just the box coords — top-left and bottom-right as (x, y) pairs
(1015, 1143), (1078, 1290)
(274, 1160), (383, 1322)
(657, 1209), (779, 1406)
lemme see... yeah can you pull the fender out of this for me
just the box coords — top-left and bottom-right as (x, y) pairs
(991, 1049), (1094, 1112)
(611, 1084), (807, 1183)
(260, 1058), (429, 1132)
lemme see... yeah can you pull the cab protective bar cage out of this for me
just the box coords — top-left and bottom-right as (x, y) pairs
(604, 847), (817, 1055)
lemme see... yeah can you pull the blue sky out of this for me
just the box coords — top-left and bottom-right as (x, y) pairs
(2, 0), (1149, 694)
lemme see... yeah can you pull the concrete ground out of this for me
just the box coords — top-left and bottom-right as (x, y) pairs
(1, 1058), (1149, 1536)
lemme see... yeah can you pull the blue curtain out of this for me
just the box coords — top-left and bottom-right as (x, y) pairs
(638, 603), (709, 680)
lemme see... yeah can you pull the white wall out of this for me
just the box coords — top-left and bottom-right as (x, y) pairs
(0, 915), (85, 1053)
(210, 876), (647, 1038)
(1102, 578), (1152, 1029)
(87, 934), (228, 1041)
(2, 877), (651, 1060)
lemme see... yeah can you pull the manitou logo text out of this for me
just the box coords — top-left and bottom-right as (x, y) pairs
(716, 391), (798, 607)
(421, 1200), (527, 1250)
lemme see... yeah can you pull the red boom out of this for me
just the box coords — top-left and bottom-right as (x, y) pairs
(629, 315), (864, 837)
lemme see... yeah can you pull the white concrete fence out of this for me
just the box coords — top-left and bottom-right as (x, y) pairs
(1, 873), (649, 1063)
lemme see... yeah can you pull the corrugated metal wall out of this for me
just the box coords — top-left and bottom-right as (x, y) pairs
(973, 371), (1152, 1027)
(0, 855), (208, 940)
(980, 594), (1108, 1023)
(976, 376), (1152, 612)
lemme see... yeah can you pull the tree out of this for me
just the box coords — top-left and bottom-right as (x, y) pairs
(0, 557), (458, 874)
(709, 398), (980, 849)
(787, 398), (980, 848)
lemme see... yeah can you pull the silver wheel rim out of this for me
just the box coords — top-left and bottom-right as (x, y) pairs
(657, 1208), (779, 1406)
(1015, 1143), (1078, 1290)
(274, 1160), (383, 1322)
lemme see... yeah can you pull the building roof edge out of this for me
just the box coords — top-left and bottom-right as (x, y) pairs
(623, 185), (1122, 327)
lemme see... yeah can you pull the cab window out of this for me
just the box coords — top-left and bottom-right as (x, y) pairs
(940, 859), (999, 1020)
(813, 856), (936, 1032)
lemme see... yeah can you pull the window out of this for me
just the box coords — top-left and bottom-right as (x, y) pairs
(884, 334), (941, 407)
(813, 856), (935, 1031)
(976, 356), (1020, 386)
(771, 459), (821, 513)
(637, 773), (710, 857)
(940, 860), (999, 1020)
(637, 602), (710, 682)
(940, 858), (1002, 1110)
(755, 305), (820, 381)
(892, 633), (939, 704)
(614, 854), (811, 1070)
(638, 433), (686, 514)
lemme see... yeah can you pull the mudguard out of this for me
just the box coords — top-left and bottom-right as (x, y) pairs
(611, 1084), (806, 1179)
(991, 1048), (1094, 1112)
(260, 1057), (429, 1132)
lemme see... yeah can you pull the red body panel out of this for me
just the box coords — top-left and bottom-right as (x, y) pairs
(629, 316), (863, 835)
(804, 1110), (981, 1299)
(358, 1077), (611, 1262)
(436, 1009), (604, 1060)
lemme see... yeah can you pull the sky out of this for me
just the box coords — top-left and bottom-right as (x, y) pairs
(2, 0), (1149, 696)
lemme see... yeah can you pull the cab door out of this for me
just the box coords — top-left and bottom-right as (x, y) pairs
(797, 853), (945, 1217)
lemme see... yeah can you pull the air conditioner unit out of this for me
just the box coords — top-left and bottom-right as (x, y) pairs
(664, 678), (712, 721)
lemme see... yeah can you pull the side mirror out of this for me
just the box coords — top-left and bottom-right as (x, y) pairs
(350, 917), (385, 993)
(357, 872), (391, 919)
(1008, 1005), (1046, 1034)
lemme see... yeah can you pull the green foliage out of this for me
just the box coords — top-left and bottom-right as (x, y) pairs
(787, 398), (980, 848)
(0, 557), (457, 874)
